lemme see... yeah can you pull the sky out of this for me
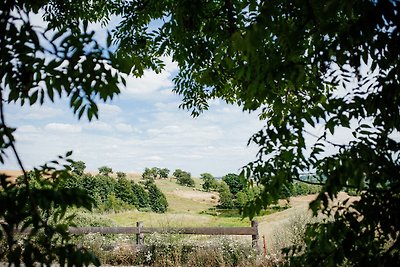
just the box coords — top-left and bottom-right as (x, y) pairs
(3, 54), (266, 177)
(2, 9), (379, 178)
(0, 10), (269, 177)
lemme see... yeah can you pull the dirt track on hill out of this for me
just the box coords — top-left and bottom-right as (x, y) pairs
(258, 195), (315, 246)
(258, 192), (354, 246)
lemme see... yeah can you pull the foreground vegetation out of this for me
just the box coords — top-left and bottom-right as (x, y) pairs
(2, 1), (399, 265)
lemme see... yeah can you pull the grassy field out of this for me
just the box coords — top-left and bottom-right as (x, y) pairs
(0, 170), (291, 228)
(106, 177), (254, 227)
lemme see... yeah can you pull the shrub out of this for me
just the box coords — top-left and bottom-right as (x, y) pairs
(158, 168), (170, 179)
(131, 182), (149, 208)
(200, 173), (218, 192)
(174, 169), (195, 187)
(98, 166), (113, 176)
(71, 160), (86, 176)
(147, 183), (168, 213)
(142, 167), (159, 181)
(218, 182), (234, 209)
(100, 193), (133, 212)
(116, 171), (127, 179)
(222, 173), (246, 195)
(68, 211), (115, 227)
(115, 177), (138, 206)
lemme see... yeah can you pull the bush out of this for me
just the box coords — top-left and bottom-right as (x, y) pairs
(200, 173), (218, 192)
(99, 193), (134, 213)
(142, 167), (159, 181)
(98, 166), (113, 176)
(147, 183), (168, 213)
(174, 169), (195, 187)
(115, 177), (138, 206)
(222, 173), (246, 195)
(68, 211), (115, 227)
(218, 182), (234, 209)
(131, 182), (150, 208)
(116, 171), (127, 179)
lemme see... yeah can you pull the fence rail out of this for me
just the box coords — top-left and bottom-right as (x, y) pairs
(17, 220), (260, 253)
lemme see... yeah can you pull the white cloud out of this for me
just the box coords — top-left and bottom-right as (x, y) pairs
(45, 123), (82, 133)
(115, 123), (134, 133)
(121, 57), (178, 98)
(84, 121), (113, 132)
(123, 70), (174, 95)
(143, 155), (163, 162)
(160, 56), (178, 73)
(17, 125), (40, 133)
(17, 105), (64, 120)
(98, 103), (122, 117)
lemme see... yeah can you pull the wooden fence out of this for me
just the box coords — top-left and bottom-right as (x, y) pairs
(68, 220), (260, 253)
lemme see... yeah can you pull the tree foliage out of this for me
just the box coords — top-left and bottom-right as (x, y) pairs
(173, 169), (195, 187)
(222, 173), (246, 195)
(0, 0), (128, 264)
(158, 168), (170, 179)
(146, 182), (169, 213)
(111, 0), (400, 265)
(98, 166), (113, 176)
(200, 173), (218, 192)
(143, 167), (170, 180)
(116, 171), (127, 179)
(71, 161), (86, 176)
(217, 182), (234, 209)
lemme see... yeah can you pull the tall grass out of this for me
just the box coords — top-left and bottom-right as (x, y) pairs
(73, 232), (275, 266)
(264, 211), (315, 265)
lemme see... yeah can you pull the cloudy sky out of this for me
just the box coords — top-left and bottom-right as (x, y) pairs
(4, 53), (267, 177)
(2, 10), (369, 177)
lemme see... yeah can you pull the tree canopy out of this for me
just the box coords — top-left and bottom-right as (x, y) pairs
(1, 0), (400, 265)
(0, 1), (127, 265)
(110, 0), (400, 265)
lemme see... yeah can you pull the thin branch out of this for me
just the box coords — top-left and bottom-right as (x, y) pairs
(0, 88), (45, 228)
(0, 90), (28, 180)
(304, 129), (350, 148)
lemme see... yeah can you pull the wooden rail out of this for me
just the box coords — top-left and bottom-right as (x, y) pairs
(16, 221), (260, 253)
(70, 220), (260, 252)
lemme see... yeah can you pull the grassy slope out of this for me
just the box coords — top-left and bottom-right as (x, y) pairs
(107, 177), (253, 227)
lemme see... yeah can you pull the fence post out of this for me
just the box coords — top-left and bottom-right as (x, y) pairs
(136, 221), (144, 246)
(251, 220), (260, 254)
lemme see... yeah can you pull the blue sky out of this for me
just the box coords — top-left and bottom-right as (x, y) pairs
(4, 51), (265, 177)
(3, 10), (375, 177)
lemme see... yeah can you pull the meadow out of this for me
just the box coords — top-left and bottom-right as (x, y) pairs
(1, 170), (323, 266)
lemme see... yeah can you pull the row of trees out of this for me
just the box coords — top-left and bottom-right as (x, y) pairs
(142, 167), (170, 180)
(215, 173), (322, 210)
(68, 163), (168, 213)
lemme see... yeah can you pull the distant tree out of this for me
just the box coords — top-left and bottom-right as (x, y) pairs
(235, 191), (248, 209)
(218, 182), (234, 209)
(115, 177), (138, 206)
(174, 169), (195, 187)
(71, 160), (86, 176)
(116, 171), (127, 179)
(172, 169), (183, 178)
(232, 186), (261, 209)
(147, 183), (168, 213)
(222, 173), (246, 195)
(131, 182), (149, 208)
(158, 168), (170, 179)
(98, 166), (113, 176)
(142, 167), (159, 181)
(200, 173), (218, 192)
